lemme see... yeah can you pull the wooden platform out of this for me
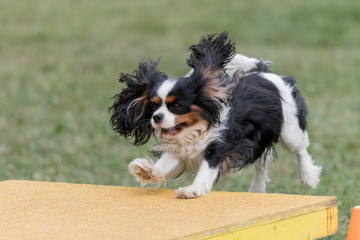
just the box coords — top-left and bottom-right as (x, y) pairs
(0, 180), (337, 240)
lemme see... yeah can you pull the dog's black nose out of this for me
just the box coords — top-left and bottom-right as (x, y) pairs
(153, 113), (164, 125)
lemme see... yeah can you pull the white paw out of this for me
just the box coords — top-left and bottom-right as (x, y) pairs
(128, 158), (165, 186)
(175, 185), (209, 199)
(300, 164), (322, 188)
(248, 183), (266, 193)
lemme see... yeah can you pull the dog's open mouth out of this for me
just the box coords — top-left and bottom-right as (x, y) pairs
(160, 123), (188, 136)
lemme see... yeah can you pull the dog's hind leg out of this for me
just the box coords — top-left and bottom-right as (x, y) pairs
(248, 154), (272, 193)
(275, 77), (322, 189)
(281, 127), (322, 189)
(296, 145), (322, 188)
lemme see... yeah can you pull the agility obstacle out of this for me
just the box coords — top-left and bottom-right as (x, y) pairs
(0, 180), (337, 239)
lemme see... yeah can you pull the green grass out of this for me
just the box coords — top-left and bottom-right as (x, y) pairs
(1, 0), (359, 239)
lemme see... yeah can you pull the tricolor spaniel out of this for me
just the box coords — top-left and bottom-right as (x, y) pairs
(109, 32), (321, 198)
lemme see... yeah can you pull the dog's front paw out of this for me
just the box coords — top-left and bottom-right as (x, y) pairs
(128, 158), (165, 186)
(175, 185), (209, 199)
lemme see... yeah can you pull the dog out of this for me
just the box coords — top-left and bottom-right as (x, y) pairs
(109, 32), (322, 198)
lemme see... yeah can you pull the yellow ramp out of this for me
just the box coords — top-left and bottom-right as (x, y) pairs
(0, 180), (337, 240)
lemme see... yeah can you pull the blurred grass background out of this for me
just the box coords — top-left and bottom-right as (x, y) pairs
(0, 0), (359, 239)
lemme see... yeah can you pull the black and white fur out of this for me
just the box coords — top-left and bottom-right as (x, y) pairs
(109, 32), (321, 198)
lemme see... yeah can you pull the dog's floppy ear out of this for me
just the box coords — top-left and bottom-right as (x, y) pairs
(186, 32), (235, 127)
(187, 32), (235, 104)
(187, 32), (235, 80)
(109, 59), (167, 146)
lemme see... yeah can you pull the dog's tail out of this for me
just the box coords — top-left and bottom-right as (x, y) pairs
(225, 54), (272, 78)
(185, 54), (272, 79)
(255, 60), (272, 73)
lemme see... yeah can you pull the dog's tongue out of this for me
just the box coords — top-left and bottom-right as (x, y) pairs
(166, 127), (177, 134)
(162, 124), (183, 135)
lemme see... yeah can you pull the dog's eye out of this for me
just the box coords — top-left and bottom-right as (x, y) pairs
(151, 103), (159, 110)
(171, 103), (183, 110)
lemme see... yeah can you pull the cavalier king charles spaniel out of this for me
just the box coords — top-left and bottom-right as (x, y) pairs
(109, 32), (321, 198)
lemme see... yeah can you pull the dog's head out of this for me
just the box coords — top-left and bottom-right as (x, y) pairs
(109, 32), (235, 145)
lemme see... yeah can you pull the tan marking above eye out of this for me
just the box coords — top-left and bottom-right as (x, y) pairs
(151, 96), (161, 104)
(165, 95), (177, 104)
